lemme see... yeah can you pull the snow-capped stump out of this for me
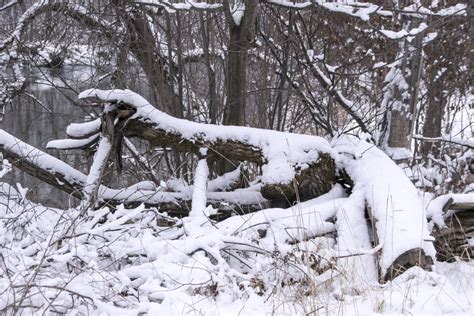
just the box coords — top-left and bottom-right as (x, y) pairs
(428, 194), (474, 262)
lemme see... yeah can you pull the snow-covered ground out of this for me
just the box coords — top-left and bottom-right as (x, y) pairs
(0, 180), (472, 315)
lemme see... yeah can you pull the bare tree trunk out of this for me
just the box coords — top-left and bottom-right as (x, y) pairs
(200, 12), (218, 124)
(223, 0), (259, 126)
(421, 77), (446, 157)
(125, 10), (180, 114)
(386, 33), (423, 150)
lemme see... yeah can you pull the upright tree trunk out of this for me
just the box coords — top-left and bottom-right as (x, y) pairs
(224, 26), (248, 126)
(126, 10), (180, 114)
(223, 0), (259, 126)
(200, 12), (218, 124)
(421, 77), (446, 157)
(386, 33), (423, 150)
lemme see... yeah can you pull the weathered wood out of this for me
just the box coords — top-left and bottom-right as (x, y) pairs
(0, 130), (86, 199)
(260, 153), (336, 205)
(442, 197), (474, 212)
(127, 116), (336, 203)
(358, 143), (436, 285)
(125, 118), (264, 163)
(383, 248), (433, 282)
(366, 205), (433, 282)
(0, 147), (84, 199)
(432, 210), (474, 262)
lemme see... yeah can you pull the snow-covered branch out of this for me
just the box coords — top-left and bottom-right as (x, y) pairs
(413, 134), (474, 150)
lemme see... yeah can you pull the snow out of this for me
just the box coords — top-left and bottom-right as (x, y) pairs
(190, 158), (209, 217)
(66, 118), (101, 138)
(1, 184), (473, 315)
(1, 128), (265, 209)
(207, 164), (242, 192)
(0, 120), (471, 314)
(436, 3), (467, 16)
(83, 137), (112, 204)
(0, 129), (88, 186)
(1, 83), (471, 314)
(380, 23), (427, 40)
(266, 1), (383, 21)
(335, 189), (378, 287)
(413, 134), (474, 149)
(0, 159), (11, 178)
(46, 133), (99, 149)
(136, 0), (223, 12)
(231, 0), (246, 25)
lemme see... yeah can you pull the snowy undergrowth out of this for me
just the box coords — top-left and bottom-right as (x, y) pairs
(1, 183), (473, 315)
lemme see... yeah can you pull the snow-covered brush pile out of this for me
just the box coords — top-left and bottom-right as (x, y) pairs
(0, 88), (473, 314)
(1, 183), (474, 314)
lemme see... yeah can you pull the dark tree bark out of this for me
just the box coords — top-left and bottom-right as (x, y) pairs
(386, 33), (423, 150)
(421, 77), (446, 157)
(222, 0), (259, 126)
(125, 10), (180, 115)
(200, 12), (218, 124)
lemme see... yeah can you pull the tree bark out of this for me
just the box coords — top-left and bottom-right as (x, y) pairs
(386, 32), (423, 150)
(433, 210), (474, 262)
(223, 0), (259, 126)
(421, 77), (446, 157)
(0, 129), (267, 217)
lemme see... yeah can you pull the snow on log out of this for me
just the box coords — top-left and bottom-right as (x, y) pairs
(334, 189), (378, 287)
(190, 156), (209, 217)
(428, 193), (474, 262)
(207, 164), (245, 192)
(83, 136), (113, 207)
(76, 88), (337, 203)
(46, 133), (99, 150)
(0, 129), (86, 198)
(0, 129), (266, 216)
(218, 184), (346, 249)
(66, 118), (101, 139)
(334, 137), (436, 282)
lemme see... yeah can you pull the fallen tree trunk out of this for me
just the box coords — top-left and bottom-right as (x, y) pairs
(0, 129), (268, 217)
(0, 130), (86, 198)
(3, 89), (446, 283)
(125, 119), (336, 205)
(48, 88), (337, 204)
(335, 137), (436, 282)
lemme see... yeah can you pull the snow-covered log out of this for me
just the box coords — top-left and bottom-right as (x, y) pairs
(428, 193), (474, 262)
(71, 88), (338, 204)
(334, 137), (436, 282)
(432, 210), (474, 261)
(0, 129), (267, 216)
(0, 129), (86, 198)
